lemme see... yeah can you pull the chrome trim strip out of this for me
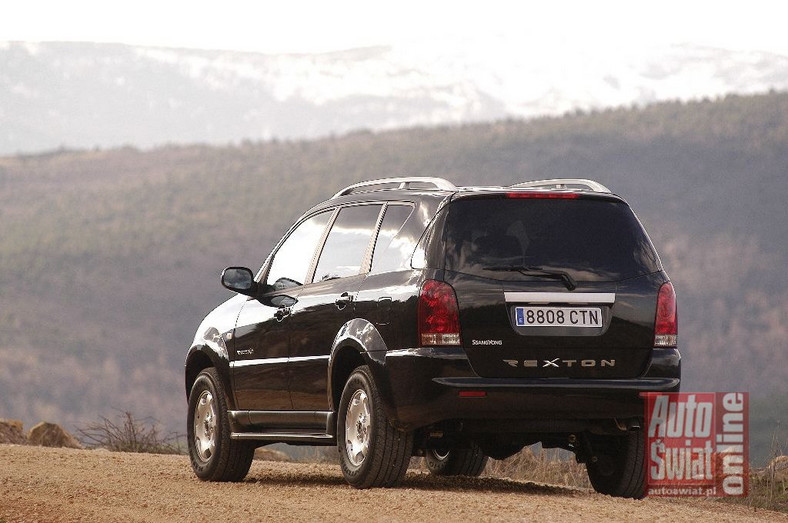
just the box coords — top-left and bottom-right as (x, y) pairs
(231, 356), (286, 369)
(230, 354), (329, 369)
(504, 292), (615, 304)
(289, 355), (331, 363)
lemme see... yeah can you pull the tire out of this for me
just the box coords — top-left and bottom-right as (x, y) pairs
(187, 368), (255, 482)
(585, 428), (646, 499)
(337, 365), (413, 488)
(424, 442), (488, 477)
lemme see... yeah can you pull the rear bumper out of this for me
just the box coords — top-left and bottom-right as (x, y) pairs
(377, 347), (680, 431)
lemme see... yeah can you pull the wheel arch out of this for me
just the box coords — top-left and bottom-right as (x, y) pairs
(185, 344), (233, 408)
(327, 318), (394, 418)
(329, 346), (366, 414)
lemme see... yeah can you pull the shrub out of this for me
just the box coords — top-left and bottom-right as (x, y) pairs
(77, 411), (183, 454)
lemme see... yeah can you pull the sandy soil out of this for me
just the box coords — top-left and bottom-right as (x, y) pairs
(0, 444), (784, 522)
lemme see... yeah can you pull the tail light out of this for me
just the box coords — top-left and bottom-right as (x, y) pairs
(654, 282), (677, 347)
(419, 279), (461, 346)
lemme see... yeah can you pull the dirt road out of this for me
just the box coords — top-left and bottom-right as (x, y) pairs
(0, 445), (783, 522)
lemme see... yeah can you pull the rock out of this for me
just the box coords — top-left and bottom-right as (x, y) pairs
(0, 418), (28, 444)
(27, 422), (82, 449)
(767, 455), (788, 482)
(254, 447), (290, 461)
(753, 454), (788, 482)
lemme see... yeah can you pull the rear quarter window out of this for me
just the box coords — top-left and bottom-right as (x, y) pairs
(313, 204), (383, 282)
(370, 204), (416, 274)
(443, 197), (660, 282)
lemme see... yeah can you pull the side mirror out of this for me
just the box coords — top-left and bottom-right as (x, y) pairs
(221, 267), (258, 296)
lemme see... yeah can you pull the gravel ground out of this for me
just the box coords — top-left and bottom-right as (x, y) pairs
(0, 444), (784, 522)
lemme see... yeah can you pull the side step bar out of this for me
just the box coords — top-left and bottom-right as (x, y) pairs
(229, 410), (332, 429)
(230, 432), (335, 444)
(229, 409), (337, 444)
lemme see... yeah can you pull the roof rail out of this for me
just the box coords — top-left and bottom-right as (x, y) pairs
(511, 178), (611, 193)
(332, 177), (457, 199)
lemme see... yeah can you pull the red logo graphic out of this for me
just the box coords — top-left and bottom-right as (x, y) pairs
(643, 392), (748, 497)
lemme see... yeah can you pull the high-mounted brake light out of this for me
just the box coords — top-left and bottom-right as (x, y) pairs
(654, 282), (677, 347)
(505, 192), (580, 199)
(419, 279), (461, 346)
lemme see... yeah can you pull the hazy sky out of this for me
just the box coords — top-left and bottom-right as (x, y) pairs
(3, 0), (787, 56)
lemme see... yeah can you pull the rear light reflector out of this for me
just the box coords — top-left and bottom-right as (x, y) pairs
(505, 191), (580, 199)
(458, 390), (487, 398)
(654, 282), (677, 347)
(419, 279), (461, 346)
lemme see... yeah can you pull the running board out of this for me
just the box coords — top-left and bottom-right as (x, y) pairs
(229, 410), (333, 430)
(230, 432), (335, 444)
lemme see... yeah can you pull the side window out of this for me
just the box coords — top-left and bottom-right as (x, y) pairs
(313, 205), (383, 282)
(370, 205), (416, 274)
(266, 211), (332, 291)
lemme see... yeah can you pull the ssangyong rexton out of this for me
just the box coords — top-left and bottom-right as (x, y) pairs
(185, 177), (679, 498)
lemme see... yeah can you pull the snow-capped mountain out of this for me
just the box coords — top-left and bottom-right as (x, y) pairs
(2, 39), (787, 155)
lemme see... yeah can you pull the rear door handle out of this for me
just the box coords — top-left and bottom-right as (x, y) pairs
(335, 292), (353, 310)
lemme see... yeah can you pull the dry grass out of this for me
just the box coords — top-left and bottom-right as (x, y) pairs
(735, 463), (788, 512)
(76, 411), (184, 454)
(720, 434), (788, 513)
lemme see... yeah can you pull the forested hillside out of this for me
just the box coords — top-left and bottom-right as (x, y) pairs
(1, 91), (786, 462)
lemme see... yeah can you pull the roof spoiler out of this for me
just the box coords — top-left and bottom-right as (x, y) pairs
(511, 178), (611, 193)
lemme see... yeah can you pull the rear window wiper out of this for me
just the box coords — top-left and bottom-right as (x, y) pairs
(483, 265), (578, 291)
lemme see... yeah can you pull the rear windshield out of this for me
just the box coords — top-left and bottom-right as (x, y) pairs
(443, 197), (660, 282)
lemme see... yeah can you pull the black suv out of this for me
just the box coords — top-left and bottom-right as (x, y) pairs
(185, 177), (679, 498)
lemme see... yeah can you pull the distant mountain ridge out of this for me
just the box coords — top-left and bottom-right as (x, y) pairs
(2, 40), (788, 155)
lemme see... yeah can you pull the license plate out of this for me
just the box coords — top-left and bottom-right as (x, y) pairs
(515, 306), (602, 327)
